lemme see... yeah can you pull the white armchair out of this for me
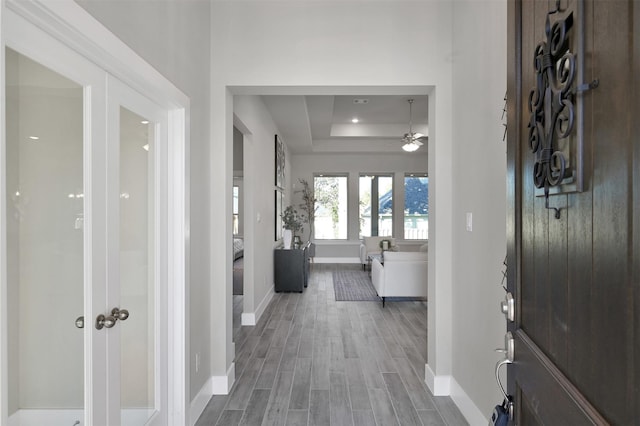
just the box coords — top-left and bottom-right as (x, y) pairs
(371, 251), (427, 307)
(359, 236), (397, 270)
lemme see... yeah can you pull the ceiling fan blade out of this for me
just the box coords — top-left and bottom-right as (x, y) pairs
(413, 139), (424, 146)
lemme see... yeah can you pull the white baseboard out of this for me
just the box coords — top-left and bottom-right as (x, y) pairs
(190, 364), (236, 426)
(450, 377), (489, 426)
(425, 363), (451, 395)
(189, 376), (214, 426)
(212, 363), (236, 394)
(242, 285), (275, 326)
(314, 257), (360, 264)
(241, 312), (256, 326)
(425, 364), (488, 426)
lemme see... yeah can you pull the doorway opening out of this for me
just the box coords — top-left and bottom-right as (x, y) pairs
(226, 88), (433, 392)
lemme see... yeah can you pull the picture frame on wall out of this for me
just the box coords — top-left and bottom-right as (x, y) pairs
(275, 189), (283, 241)
(275, 134), (285, 189)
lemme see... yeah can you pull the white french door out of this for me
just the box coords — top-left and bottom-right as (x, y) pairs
(1, 6), (173, 426)
(105, 78), (169, 426)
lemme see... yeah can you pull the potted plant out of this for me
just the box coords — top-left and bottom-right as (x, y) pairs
(281, 205), (303, 249)
(297, 179), (317, 241)
(297, 178), (317, 256)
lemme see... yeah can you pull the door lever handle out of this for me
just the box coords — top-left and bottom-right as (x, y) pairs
(495, 331), (515, 420)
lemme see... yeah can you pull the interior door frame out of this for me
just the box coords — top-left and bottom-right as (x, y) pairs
(0, 0), (190, 424)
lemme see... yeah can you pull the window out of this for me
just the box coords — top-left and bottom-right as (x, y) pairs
(314, 175), (348, 239)
(232, 185), (239, 235)
(359, 175), (393, 238)
(404, 174), (428, 239)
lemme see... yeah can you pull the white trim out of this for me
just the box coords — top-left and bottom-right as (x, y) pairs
(425, 363), (451, 396)
(449, 378), (489, 426)
(5, 0), (186, 109)
(314, 257), (360, 264)
(168, 106), (189, 426)
(212, 363), (236, 395)
(242, 286), (275, 326)
(8, 409), (84, 426)
(255, 287), (275, 324)
(189, 376), (214, 426)
(188, 360), (236, 426)
(241, 312), (256, 326)
(0, 6), (7, 418)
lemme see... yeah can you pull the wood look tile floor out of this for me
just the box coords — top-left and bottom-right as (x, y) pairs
(196, 264), (467, 426)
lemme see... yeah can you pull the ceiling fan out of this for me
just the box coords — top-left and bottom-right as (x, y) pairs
(401, 99), (427, 152)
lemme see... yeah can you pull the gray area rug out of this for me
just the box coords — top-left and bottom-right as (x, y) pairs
(333, 270), (380, 301)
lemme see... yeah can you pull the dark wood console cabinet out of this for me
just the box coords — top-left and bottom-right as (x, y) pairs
(274, 242), (310, 292)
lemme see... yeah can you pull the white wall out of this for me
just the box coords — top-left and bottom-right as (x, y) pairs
(290, 153), (429, 260)
(450, 0), (507, 422)
(76, 0), (212, 403)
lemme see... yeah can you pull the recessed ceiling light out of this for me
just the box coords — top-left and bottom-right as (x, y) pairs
(141, 120), (150, 124)
(143, 144), (150, 151)
(28, 136), (39, 140)
(351, 118), (359, 123)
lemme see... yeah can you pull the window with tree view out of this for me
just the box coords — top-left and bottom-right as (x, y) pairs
(314, 175), (348, 239)
(359, 175), (393, 238)
(404, 174), (428, 239)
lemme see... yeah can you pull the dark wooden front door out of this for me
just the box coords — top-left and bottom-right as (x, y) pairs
(507, 0), (639, 423)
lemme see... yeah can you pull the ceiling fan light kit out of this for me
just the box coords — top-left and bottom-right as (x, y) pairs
(402, 141), (420, 152)
(401, 99), (426, 152)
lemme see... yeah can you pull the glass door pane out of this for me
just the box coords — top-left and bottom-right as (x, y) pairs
(5, 47), (84, 424)
(119, 107), (156, 425)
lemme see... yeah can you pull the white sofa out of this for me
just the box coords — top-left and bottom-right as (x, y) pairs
(359, 236), (397, 270)
(371, 251), (427, 307)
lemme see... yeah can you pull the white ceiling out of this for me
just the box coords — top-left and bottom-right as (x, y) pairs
(261, 95), (428, 155)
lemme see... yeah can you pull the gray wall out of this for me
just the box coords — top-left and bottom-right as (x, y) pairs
(450, 0), (507, 418)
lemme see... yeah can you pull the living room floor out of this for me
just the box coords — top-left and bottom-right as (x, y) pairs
(196, 263), (467, 426)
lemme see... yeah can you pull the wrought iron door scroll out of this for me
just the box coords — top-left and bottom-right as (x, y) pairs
(527, 0), (598, 219)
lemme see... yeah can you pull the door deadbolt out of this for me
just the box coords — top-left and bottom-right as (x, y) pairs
(500, 292), (515, 322)
(504, 331), (514, 362)
(495, 331), (515, 362)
